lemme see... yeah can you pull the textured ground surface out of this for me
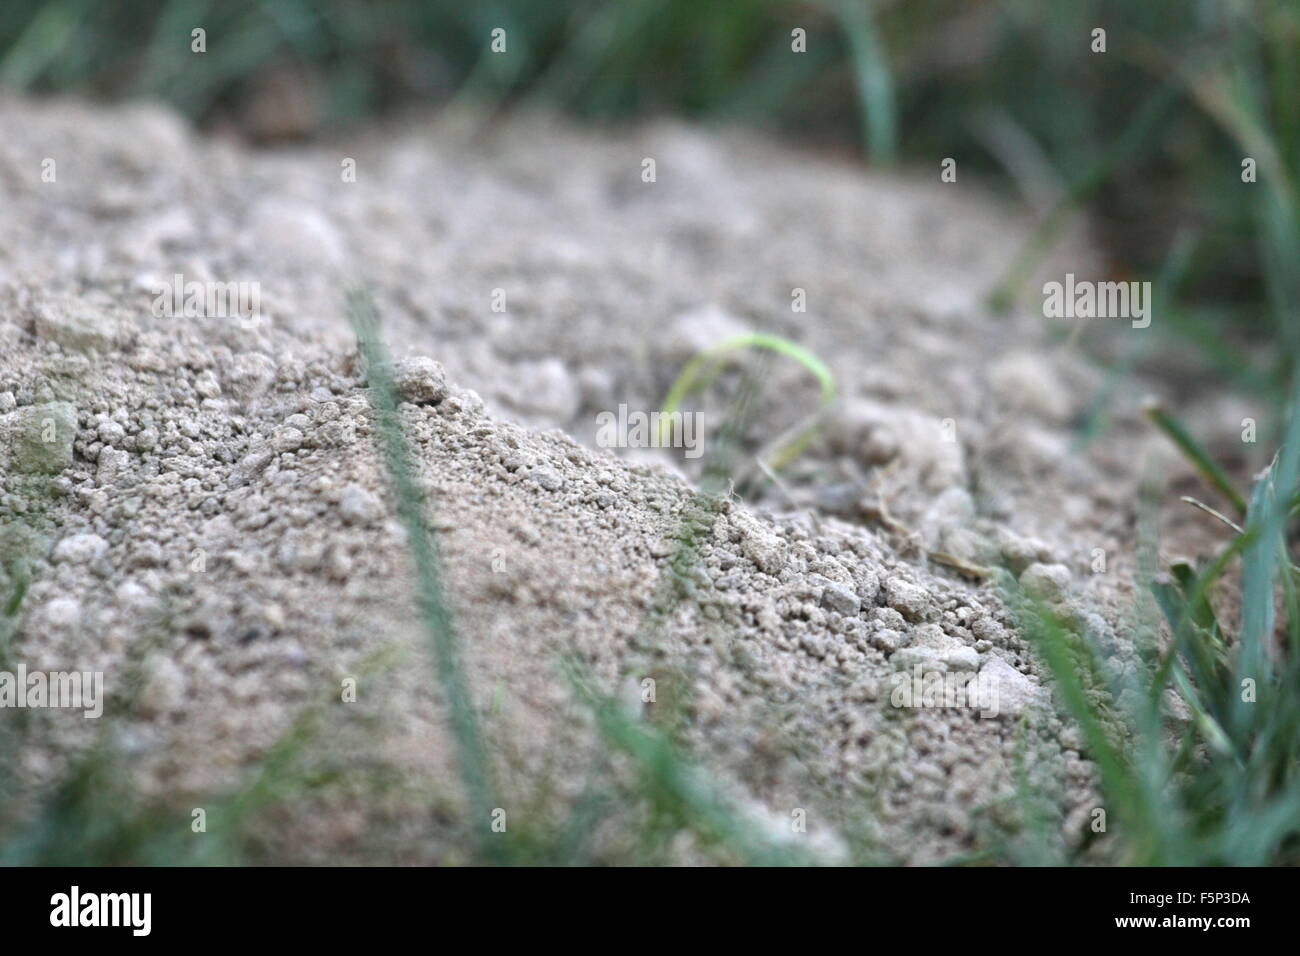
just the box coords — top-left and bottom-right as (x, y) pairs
(0, 95), (1253, 863)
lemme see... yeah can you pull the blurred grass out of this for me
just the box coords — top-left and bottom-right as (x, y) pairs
(659, 331), (835, 474)
(0, 0), (1294, 398)
(1019, 371), (1300, 865)
(350, 292), (814, 865)
(2, 0), (1299, 866)
(349, 287), (507, 863)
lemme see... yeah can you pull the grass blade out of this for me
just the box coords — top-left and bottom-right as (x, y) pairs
(348, 286), (502, 861)
(659, 332), (835, 473)
(1144, 400), (1247, 515)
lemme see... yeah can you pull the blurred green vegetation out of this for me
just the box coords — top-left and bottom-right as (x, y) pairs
(2, 0), (1299, 866)
(0, 0), (1295, 404)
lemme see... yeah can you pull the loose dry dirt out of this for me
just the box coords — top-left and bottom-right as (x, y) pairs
(0, 95), (1258, 863)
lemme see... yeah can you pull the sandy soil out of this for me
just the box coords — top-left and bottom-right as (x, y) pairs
(0, 95), (1253, 863)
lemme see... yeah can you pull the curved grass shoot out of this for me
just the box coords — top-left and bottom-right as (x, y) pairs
(659, 333), (835, 473)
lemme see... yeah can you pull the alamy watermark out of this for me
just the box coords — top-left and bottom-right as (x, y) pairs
(595, 404), (704, 459)
(151, 273), (262, 328)
(1043, 273), (1151, 328)
(50, 886), (151, 936)
(0, 664), (104, 718)
(889, 664), (1000, 718)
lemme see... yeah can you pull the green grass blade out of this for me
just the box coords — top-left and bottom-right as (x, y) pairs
(565, 661), (803, 866)
(827, 0), (897, 165)
(1144, 400), (1247, 515)
(0, 0), (86, 88)
(1010, 589), (1164, 860)
(348, 286), (502, 862)
(659, 332), (835, 473)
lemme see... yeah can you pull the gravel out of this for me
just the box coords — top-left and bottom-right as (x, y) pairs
(0, 94), (1235, 864)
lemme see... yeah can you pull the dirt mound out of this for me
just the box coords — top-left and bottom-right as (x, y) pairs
(0, 95), (1234, 862)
